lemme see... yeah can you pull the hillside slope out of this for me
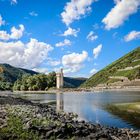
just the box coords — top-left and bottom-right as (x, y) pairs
(64, 77), (87, 88)
(0, 64), (38, 83)
(81, 47), (140, 88)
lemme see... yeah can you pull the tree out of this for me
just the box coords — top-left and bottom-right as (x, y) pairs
(0, 67), (3, 73)
(47, 72), (56, 88)
(13, 72), (56, 91)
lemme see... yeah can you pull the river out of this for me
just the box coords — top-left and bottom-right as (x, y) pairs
(13, 90), (140, 129)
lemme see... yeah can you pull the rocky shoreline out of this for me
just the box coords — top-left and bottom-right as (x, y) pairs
(0, 94), (140, 140)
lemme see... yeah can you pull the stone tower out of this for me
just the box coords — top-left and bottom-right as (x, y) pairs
(56, 69), (64, 89)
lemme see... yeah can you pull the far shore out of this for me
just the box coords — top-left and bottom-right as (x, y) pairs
(12, 86), (140, 94)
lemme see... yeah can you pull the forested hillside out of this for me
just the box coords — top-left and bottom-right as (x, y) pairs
(0, 64), (38, 90)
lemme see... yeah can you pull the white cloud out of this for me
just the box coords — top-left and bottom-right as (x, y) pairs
(11, 0), (17, 5)
(0, 15), (5, 26)
(48, 60), (61, 66)
(124, 30), (140, 42)
(62, 51), (88, 73)
(53, 67), (62, 73)
(0, 24), (24, 41)
(90, 68), (98, 74)
(63, 65), (83, 74)
(102, 0), (140, 30)
(93, 44), (102, 59)
(61, 0), (97, 26)
(10, 24), (24, 39)
(62, 27), (80, 37)
(62, 51), (88, 65)
(29, 11), (38, 17)
(55, 39), (72, 47)
(87, 31), (98, 41)
(0, 38), (53, 69)
(32, 68), (48, 74)
(0, 31), (10, 41)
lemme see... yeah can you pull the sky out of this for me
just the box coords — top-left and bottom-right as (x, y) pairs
(0, 0), (140, 77)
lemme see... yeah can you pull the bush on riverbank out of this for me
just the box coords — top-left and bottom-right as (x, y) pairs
(0, 81), (13, 91)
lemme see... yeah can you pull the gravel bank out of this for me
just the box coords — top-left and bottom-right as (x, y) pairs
(0, 94), (140, 140)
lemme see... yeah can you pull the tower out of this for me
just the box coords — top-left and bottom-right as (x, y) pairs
(56, 69), (64, 89)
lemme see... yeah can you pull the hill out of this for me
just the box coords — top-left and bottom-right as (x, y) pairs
(64, 77), (87, 88)
(81, 47), (140, 88)
(0, 64), (38, 83)
(0, 64), (39, 90)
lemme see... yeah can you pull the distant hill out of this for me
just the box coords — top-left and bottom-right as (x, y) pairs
(81, 47), (140, 88)
(64, 77), (87, 88)
(0, 64), (38, 83)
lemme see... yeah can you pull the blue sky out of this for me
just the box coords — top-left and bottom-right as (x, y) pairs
(0, 0), (140, 77)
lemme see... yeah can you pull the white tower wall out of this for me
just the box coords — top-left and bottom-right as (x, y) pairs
(56, 69), (64, 89)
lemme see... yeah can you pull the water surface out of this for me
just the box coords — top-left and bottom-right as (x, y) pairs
(13, 91), (140, 129)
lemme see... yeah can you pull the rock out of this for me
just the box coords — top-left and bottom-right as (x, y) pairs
(99, 138), (108, 140)
(45, 130), (54, 138)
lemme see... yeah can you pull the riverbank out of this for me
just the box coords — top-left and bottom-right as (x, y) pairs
(13, 86), (140, 94)
(106, 102), (140, 129)
(106, 102), (140, 128)
(0, 94), (140, 140)
(107, 102), (140, 113)
(13, 88), (92, 94)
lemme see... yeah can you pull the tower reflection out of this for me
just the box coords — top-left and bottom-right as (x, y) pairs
(56, 93), (64, 112)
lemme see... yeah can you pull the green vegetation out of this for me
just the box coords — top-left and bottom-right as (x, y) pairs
(0, 105), (40, 140)
(113, 67), (140, 80)
(13, 72), (56, 91)
(130, 60), (140, 67)
(0, 63), (86, 91)
(105, 102), (140, 129)
(106, 78), (122, 84)
(0, 81), (13, 91)
(13, 72), (86, 91)
(64, 77), (87, 88)
(106, 102), (140, 114)
(0, 64), (38, 90)
(0, 105), (77, 140)
(0, 113), (40, 140)
(81, 47), (140, 87)
(0, 64), (38, 83)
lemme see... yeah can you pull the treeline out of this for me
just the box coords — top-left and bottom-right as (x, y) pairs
(0, 81), (13, 91)
(13, 72), (56, 91)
